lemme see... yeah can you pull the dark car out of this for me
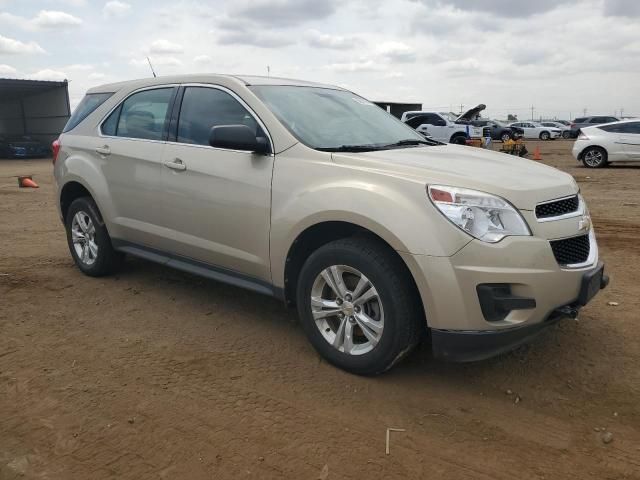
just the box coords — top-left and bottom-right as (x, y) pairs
(570, 116), (619, 138)
(0, 135), (51, 159)
(471, 119), (523, 142)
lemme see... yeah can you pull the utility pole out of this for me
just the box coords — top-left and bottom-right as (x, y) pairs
(530, 105), (535, 121)
(620, 107), (624, 118)
(583, 108), (587, 116)
(459, 103), (464, 114)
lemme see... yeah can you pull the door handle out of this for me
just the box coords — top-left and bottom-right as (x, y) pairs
(95, 145), (110, 155)
(164, 158), (186, 171)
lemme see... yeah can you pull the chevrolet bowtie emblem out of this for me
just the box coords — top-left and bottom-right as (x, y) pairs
(578, 216), (591, 232)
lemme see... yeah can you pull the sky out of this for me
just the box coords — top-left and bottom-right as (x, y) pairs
(1, 0), (639, 120)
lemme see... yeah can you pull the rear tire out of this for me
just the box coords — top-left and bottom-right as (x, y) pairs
(500, 132), (511, 142)
(581, 146), (608, 168)
(450, 134), (467, 145)
(562, 131), (570, 139)
(65, 197), (123, 276)
(296, 236), (423, 375)
(539, 131), (550, 140)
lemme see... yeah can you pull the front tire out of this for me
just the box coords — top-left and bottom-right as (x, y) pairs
(562, 131), (570, 139)
(581, 146), (608, 168)
(296, 237), (423, 375)
(539, 131), (551, 140)
(65, 197), (123, 276)
(500, 132), (511, 142)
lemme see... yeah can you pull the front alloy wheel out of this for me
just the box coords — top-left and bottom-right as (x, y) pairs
(296, 237), (423, 375)
(311, 265), (384, 355)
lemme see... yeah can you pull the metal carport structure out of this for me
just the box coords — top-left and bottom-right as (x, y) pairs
(0, 78), (71, 144)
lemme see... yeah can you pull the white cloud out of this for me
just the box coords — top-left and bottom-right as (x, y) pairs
(0, 34), (46, 54)
(27, 69), (68, 81)
(194, 55), (213, 64)
(50, 0), (87, 6)
(88, 72), (106, 80)
(0, 64), (18, 76)
(148, 38), (183, 54)
(31, 10), (83, 29)
(130, 56), (182, 67)
(305, 29), (357, 49)
(376, 41), (416, 63)
(326, 58), (383, 73)
(103, 1), (131, 18)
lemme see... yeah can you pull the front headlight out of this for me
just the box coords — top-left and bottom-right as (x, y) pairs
(427, 185), (531, 243)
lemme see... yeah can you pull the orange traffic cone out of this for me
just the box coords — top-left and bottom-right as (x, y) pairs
(18, 176), (39, 188)
(532, 146), (542, 161)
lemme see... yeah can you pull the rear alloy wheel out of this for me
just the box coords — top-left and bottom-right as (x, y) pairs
(65, 197), (123, 276)
(501, 132), (511, 142)
(450, 135), (467, 145)
(582, 147), (608, 168)
(297, 237), (422, 375)
(562, 130), (571, 139)
(539, 131), (551, 140)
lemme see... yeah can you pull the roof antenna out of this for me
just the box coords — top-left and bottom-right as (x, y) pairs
(147, 57), (157, 78)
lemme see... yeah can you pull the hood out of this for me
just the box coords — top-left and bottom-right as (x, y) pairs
(457, 104), (486, 122)
(332, 145), (577, 210)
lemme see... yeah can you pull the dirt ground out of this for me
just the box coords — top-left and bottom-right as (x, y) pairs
(1, 140), (639, 480)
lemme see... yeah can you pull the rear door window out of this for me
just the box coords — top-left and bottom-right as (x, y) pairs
(176, 87), (262, 146)
(63, 92), (113, 133)
(574, 118), (587, 123)
(110, 88), (175, 140)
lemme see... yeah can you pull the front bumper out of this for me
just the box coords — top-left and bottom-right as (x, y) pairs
(431, 263), (608, 361)
(400, 228), (607, 361)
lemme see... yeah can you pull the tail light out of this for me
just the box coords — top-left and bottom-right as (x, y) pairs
(578, 132), (589, 140)
(52, 138), (61, 164)
(570, 123), (576, 128)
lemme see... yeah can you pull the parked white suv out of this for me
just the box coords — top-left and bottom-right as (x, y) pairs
(53, 75), (608, 374)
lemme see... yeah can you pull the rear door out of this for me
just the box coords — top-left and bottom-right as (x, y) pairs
(98, 86), (177, 247)
(158, 85), (274, 281)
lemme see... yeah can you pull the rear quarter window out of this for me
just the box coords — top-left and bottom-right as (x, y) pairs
(63, 93), (113, 133)
(573, 117), (587, 123)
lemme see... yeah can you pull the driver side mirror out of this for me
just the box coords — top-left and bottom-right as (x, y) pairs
(209, 125), (271, 155)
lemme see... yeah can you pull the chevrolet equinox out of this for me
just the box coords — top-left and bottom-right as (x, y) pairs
(53, 75), (608, 374)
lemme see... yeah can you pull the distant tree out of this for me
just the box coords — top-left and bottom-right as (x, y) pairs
(507, 114), (518, 121)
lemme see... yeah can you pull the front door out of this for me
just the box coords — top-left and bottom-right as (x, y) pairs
(619, 122), (640, 160)
(159, 85), (274, 282)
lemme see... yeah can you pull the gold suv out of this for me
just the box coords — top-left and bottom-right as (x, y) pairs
(53, 75), (608, 374)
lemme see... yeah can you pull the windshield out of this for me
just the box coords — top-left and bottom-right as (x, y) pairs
(492, 120), (507, 127)
(440, 112), (459, 122)
(250, 85), (427, 151)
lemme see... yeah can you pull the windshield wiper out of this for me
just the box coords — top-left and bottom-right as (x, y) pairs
(316, 144), (385, 152)
(383, 138), (440, 147)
